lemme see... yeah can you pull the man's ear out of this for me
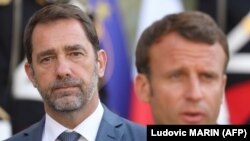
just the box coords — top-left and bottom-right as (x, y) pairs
(134, 74), (151, 103)
(97, 49), (107, 77)
(24, 62), (37, 88)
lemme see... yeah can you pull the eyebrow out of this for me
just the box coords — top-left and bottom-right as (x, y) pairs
(36, 44), (87, 61)
(167, 67), (218, 76)
(64, 44), (87, 53)
(36, 49), (56, 62)
(167, 67), (186, 74)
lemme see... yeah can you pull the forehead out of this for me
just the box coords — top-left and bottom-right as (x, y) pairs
(149, 32), (226, 72)
(32, 18), (85, 40)
(32, 18), (91, 52)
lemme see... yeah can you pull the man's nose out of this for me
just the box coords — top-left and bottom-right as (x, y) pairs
(185, 77), (203, 101)
(55, 57), (71, 78)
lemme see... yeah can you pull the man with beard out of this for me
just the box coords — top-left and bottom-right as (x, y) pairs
(5, 4), (146, 141)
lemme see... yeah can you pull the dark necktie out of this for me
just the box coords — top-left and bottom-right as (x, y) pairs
(57, 131), (81, 141)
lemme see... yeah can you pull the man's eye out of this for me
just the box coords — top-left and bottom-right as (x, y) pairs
(40, 57), (53, 64)
(169, 73), (182, 80)
(202, 73), (214, 80)
(70, 52), (83, 57)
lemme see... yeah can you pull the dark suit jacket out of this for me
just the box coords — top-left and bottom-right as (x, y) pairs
(5, 105), (146, 141)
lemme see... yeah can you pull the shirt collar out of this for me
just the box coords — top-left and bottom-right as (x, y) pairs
(42, 101), (104, 141)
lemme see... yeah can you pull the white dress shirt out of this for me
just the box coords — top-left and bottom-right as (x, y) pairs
(42, 101), (104, 141)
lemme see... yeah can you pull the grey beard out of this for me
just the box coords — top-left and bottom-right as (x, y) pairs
(36, 65), (99, 114)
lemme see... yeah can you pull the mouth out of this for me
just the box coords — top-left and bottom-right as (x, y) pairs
(52, 86), (79, 101)
(53, 86), (78, 93)
(180, 111), (205, 124)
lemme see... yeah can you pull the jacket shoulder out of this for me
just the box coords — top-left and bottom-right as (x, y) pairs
(4, 118), (44, 141)
(101, 105), (146, 141)
(120, 118), (147, 140)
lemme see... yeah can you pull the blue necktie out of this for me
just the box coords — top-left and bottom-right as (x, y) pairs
(58, 131), (81, 141)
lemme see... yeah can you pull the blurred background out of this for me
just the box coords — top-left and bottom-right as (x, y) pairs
(0, 0), (249, 140)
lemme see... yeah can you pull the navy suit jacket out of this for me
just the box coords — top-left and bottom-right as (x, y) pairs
(5, 105), (146, 141)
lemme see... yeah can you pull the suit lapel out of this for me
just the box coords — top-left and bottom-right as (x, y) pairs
(21, 117), (45, 141)
(95, 105), (124, 141)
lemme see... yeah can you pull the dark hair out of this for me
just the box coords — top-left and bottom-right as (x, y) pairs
(24, 4), (99, 64)
(136, 11), (229, 75)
